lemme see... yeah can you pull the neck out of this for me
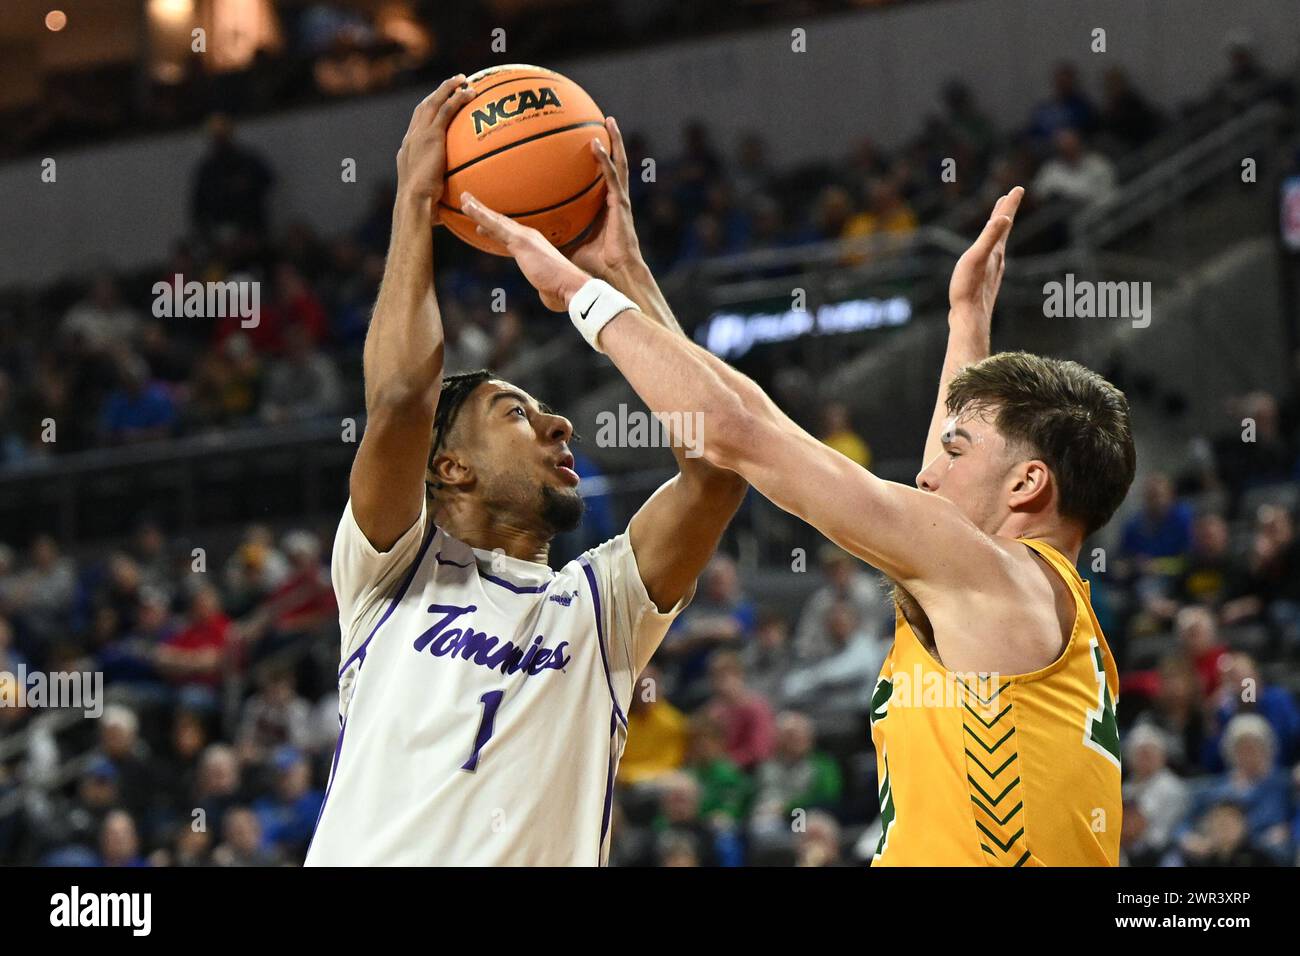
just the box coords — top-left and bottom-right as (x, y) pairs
(432, 496), (551, 564)
(994, 512), (1083, 564)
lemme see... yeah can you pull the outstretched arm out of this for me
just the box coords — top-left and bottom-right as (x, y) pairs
(566, 119), (747, 611)
(458, 186), (1023, 594)
(350, 76), (476, 551)
(920, 187), (1023, 470)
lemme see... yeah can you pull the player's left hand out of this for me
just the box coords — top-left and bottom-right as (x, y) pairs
(948, 185), (1023, 327)
(565, 117), (644, 278)
(459, 192), (591, 311)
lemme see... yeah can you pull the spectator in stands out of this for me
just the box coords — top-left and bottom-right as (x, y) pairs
(1207, 32), (1278, 116)
(660, 555), (755, 704)
(1120, 798), (1171, 867)
(1031, 128), (1117, 208)
(683, 712), (752, 825)
(237, 667), (314, 764)
(97, 586), (168, 690)
(619, 663), (688, 785)
(191, 114), (275, 240)
(60, 274), (142, 353)
(1176, 605), (1230, 696)
(1212, 393), (1297, 507)
(1132, 653), (1210, 774)
(1123, 724), (1190, 855)
(751, 711), (842, 832)
(1203, 652), (1300, 771)
(1118, 473), (1193, 582)
(157, 584), (235, 691)
(193, 743), (244, 836)
(1099, 67), (1163, 152)
(11, 534), (76, 650)
(1028, 62), (1097, 143)
(794, 544), (886, 660)
(223, 525), (290, 617)
(705, 650), (777, 771)
(101, 353), (178, 445)
(817, 401), (872, 470)
(213, 805), (282, 866)
(1160, 512), (1241, 612)
(96, 705), (158, 821)
(1178, 799), (1279, 867)
(98, 808), (147, 867)
(742, 609), (796, 704)
(1223, 503), (1300, 625)
(158, 707), (210, 819)
(259, 323), (343, 424)
(1181, 714), (1293, 861)
(29, 757), (121, 858)
(651, 771), (741, 867)
(800, 185), (855, 244)
(782, 600), (884, 730)
(796, 810), (846, 867)
(843, 177), (918, 242)
(241, 529), (336, 660)
(252, 746), (323, 858)
(190, 334), (253, 428)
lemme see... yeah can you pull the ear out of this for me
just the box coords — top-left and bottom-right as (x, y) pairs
(429, 450), (473, 492)
(1007, 458), (1053, 514)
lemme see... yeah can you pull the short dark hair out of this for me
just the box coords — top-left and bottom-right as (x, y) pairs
(427, 369), (494, 497)
(945, 351), (1136, 536)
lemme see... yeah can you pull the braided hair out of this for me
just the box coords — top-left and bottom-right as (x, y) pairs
(426, 369), (494, 498)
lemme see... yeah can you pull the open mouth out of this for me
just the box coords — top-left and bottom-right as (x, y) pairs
(554, 452), (579, 486)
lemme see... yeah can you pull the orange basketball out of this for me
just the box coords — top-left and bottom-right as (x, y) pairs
(441, 65), (610, 256)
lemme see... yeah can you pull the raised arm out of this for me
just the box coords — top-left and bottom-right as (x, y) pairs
(920, 187), (1023, 469)
(458, 185), (1024, 594)
(350, 76), (476, 551)
(566, 119), (747, 611)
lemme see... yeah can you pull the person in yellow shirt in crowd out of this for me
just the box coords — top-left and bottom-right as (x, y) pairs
(818, 401), (872, 469)
(618, 663), (690, 785)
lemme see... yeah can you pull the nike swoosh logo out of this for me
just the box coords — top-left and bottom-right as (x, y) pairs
(579, 295), (599, 320)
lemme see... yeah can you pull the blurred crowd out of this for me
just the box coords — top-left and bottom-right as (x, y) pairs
(1, 370), (1299, 866)
(1, 21), (1299, 866)
(2, 41), (1282, 469)
(3, 1), (919, 162)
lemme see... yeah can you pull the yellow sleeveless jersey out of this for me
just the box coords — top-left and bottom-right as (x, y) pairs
(869, 537), (1121, 867)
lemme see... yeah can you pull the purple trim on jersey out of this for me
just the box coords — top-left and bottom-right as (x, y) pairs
(480, 572), (550, 594)
(337, 520), (440, 680)
(306, 713), (348, 859)
(599, 707), (617, 862)
(579, 555), (627, 730)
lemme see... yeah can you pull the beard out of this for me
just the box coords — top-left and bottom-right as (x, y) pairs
(539, 484), (585, 534)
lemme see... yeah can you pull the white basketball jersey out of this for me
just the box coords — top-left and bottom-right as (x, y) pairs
(304, 499), (687, 866)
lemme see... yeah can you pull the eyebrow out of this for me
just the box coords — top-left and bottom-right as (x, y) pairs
(487, 390), (534, 413)
(942, 426), (974, 443)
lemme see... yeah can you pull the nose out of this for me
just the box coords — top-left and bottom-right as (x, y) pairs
(915, 456), (940, 492)
(543, 413), (573, 446)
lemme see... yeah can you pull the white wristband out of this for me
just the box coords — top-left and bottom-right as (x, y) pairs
(567, 278), (637, 352)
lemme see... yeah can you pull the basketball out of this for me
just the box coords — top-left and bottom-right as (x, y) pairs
(441, 64), (610, 256)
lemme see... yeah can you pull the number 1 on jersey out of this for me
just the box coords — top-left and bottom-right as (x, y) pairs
(462, 689), (504, 772)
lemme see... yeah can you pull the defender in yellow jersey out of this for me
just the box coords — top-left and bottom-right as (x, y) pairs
(461, 154), (1137, 866)
(870, 535), (1121, 866)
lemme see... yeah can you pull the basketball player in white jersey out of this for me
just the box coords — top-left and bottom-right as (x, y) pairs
(304, 77), (747, 866)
